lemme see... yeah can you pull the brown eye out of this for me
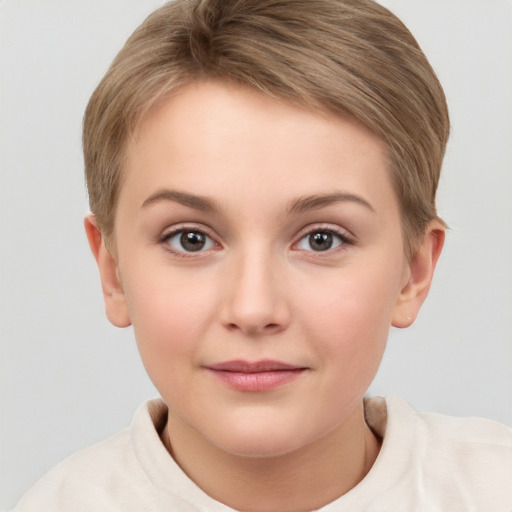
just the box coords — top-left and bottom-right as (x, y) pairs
(180, 231), (206, 251)
(296, 230), (345, 252)
(309, 232), (334, 251)
(166, 230), (215, 253)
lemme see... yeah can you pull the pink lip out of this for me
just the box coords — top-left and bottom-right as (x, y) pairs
(205, 360), (307, 392)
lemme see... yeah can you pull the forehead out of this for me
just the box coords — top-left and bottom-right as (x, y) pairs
(121, 80), (397, 220)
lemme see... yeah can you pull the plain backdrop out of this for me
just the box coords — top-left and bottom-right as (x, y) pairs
(1, 0), (511, 508)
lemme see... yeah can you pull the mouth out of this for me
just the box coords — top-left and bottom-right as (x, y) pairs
(204, 360), (307, 392)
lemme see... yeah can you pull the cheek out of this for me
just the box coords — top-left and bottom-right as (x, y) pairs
(121, 267), (218, 374)
(295, 265), (400, 367)
(281, 268), (397, 437)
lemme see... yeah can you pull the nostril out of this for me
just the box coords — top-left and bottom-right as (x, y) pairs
(225, 322), (283, 335)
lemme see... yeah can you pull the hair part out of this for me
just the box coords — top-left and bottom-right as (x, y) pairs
(83, 0), (449, 258)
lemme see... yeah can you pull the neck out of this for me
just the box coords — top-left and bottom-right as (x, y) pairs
(162, 403), (381, 512)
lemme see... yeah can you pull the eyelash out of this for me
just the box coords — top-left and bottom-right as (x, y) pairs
(159, 225), (219, 258)
(293, 226), (355, 254)
(158, 224), (355, 257)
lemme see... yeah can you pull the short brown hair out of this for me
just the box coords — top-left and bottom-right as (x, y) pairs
(83, 0), (449, 257)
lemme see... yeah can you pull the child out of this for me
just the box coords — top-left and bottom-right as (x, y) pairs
(12, 0), (512, 510)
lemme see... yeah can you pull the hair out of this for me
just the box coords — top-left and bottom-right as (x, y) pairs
(83, 0), (449, 258)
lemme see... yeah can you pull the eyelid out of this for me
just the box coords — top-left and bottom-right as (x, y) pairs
(156, 222), (354, 256)
(159, 221), (218, 239)
(292, 224), (356, 252)
(159, 223), (222, 256)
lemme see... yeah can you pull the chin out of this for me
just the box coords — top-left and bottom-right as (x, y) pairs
(219, 434), (305, 459)
(206, 414), (320, 459)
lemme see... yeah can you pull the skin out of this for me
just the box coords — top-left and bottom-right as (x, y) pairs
(85, 80), (444, 512)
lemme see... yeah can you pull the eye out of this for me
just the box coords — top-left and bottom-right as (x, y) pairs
(164, 229), (215, 253)
(296, 229), (348, 252)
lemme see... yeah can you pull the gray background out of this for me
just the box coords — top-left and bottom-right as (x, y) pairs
(1, 0), (511, 508)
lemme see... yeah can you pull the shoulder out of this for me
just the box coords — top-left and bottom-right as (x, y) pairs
(14, 399), (237, 512)
(399, 397), (512, 461)
(13, 401), (161, 512)
(378, 396), (512, 510)
(375, 395), (512, 444)
(14, 428), (132, 511)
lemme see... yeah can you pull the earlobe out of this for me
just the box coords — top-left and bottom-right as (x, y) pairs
(84, 215), (132, 328)
(392, 221), (445, 328)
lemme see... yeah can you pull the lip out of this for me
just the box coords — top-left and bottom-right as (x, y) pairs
(205, 359), (307, 392)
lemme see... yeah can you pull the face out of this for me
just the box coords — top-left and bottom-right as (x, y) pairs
(100, 81), (419, 458)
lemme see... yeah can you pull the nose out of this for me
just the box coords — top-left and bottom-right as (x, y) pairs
(219, 249), (291, 336)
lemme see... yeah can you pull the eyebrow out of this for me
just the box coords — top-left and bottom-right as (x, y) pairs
(288, 192), (375, 214)
(141, 189), (375, 215)
(141, 189), (218, 212)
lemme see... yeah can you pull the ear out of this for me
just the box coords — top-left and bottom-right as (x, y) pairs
(392, 220), (445, 328)
(84, 214), (131, 328)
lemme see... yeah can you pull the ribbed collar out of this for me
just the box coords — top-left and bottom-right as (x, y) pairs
(129, 396), (415, 511)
